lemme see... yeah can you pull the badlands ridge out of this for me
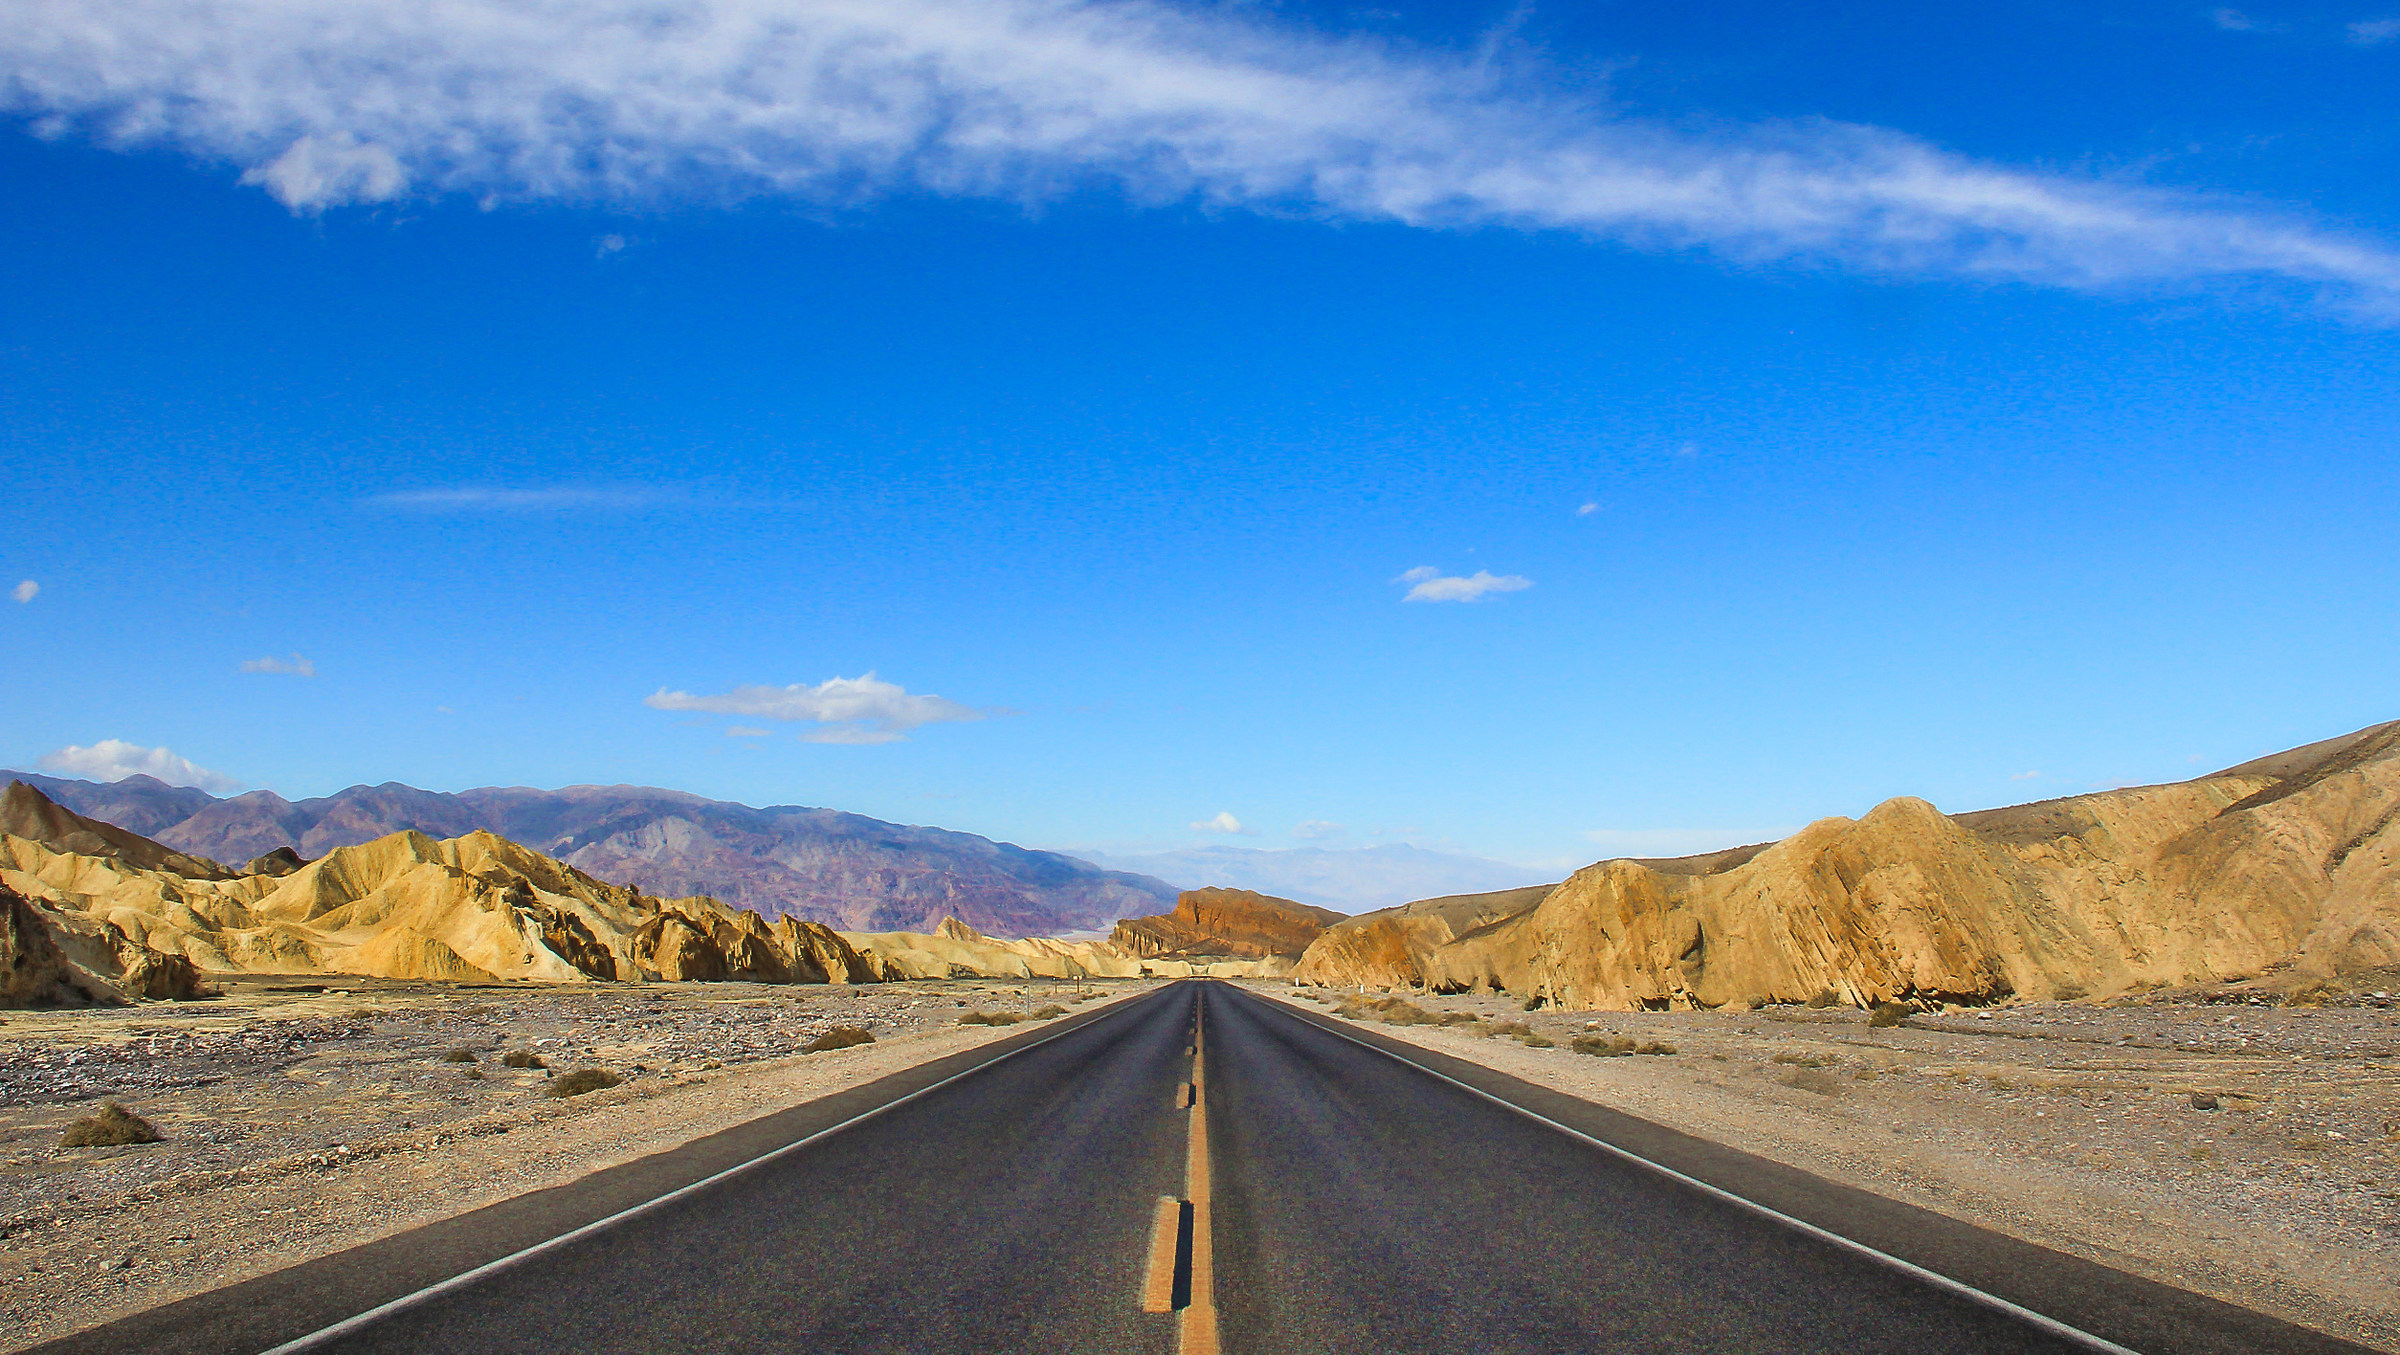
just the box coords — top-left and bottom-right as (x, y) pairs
(5, 718), (2396, 1009)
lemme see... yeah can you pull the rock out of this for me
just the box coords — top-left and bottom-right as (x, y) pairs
(1111, 888), (1344, 960)
(241, 847), (308, 877)
(2191, 1092), (2220, 1110)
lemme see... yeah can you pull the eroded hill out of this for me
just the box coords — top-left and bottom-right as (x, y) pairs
(1295, 721), (2400, 1009)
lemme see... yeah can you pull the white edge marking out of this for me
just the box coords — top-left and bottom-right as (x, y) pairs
(255, 994), (1151, 1355)
(1261, 991), (2144, 1355)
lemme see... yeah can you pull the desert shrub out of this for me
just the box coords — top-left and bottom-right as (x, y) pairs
(547, 1068), (621, 1098)
(1636, 1041), (1677, 1056)
(1771, 1051), (1833, 1068)
(440, 1048), (478, 1063)
(501, 1050), (545, 1068)
(1573, 1035), (1636, 1057)
(462, 1069), (484, 1081)
(1377, 1002), (1434, 1026)
(1436, 1012), (1482, 1027)
(959, 1011), (1026, 1026)
(1519, 1033), (1555, 1048)
(1521, 996), (1545, 1012)
(1030, 1004), (1068, 1019)
(1867, 1003), (1912, 1028)
(1782, 1068), (1845, 1097)
(1805, 990), (1840, 1009)
(2289, 1135), (2331, 1152)
(60, 1102), (161, 1148)
(804, 1026), (875, 1052)
(1490, 1020), (1534, 1039)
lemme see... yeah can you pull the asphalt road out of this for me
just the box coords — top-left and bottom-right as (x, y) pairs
(30, 981), (2384, 1355)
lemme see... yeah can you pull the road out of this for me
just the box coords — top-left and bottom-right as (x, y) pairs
(31, 982), (2382, 1355)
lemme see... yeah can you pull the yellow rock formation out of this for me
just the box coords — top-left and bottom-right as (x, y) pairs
(1296, 721), (2400, 1009)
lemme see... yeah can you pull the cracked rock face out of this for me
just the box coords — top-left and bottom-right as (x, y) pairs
(1298, 720), (2400, 1011)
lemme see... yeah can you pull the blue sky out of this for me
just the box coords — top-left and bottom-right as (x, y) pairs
(3, 0), (2397, 874)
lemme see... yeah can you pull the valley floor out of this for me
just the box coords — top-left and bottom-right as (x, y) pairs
(0, 975), (1153, 1351)
(1253, 981), (2400, 1353)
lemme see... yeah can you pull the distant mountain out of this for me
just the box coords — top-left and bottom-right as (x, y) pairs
(4, 772), (1176, 936)
(1074, 843), (1551, 912)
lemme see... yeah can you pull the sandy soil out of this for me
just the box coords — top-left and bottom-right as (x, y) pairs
(1246, 981), (2400, 1352)
(0, 975), (1158, 1351)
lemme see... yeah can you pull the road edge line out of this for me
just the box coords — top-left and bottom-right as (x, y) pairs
(254, 991), (1157, 1355)
(1249, 989), (2143, 1355)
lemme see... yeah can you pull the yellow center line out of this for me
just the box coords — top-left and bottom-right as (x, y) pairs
(1181, 986), (1220, 1355)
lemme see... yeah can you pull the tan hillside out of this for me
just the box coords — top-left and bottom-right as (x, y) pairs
(1111, 887), (1345, 960)
(1296, 720), (2400, 1009)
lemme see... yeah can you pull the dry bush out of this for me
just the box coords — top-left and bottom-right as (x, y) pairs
(1521, 996), (1545, 1011)
(547, 1068), (621, 1098)
(1573, 1034), (1636, 1057)
(1519, 1033), (1556, 1048)
(804, 1026), (875, 1052)
(1636, 1041), (1677, 1056)
(1031, 1004), (1068, 1019)
(440, 1048), (478, 1063)
(1436, 1012), (1482, 1027)
(1489, 1020), (1534, 1039)
(461, 1069), (485, 1081)
(959, 1011), (1026, 1026)
(1868, 1003), (1912, 1028)
(501, 1050), (545, 1068)
(2289, 1135), (2332, 1152)
(1771, 1051), (1833, 1068)
(1806, 990), (1840, 1009)
(1377, 1001), (1435, 1026)
(60, 1102), (161, 1148)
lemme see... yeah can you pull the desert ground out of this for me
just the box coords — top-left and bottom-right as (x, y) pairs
(1253, 977), (2400, 1351)
(0, 975), (1158, 1351)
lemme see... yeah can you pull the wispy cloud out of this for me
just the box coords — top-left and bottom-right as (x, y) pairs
(646, 672), (983, 743)
(364, 485), (670, 512)
(1397, 566), (1533, 603)
(724, 725), (772, 737)
(5, 0), (2398, 317)
(1290, 819), (1345, 839)
(2212, 8), (2266, 31)
(240, 653), (316, 676)
(1191, 811), (1253, 835)
(2349, 16), (2400, 43)
(2010, 769), (2042, 780)
(1575, 502), (1601, 517)
(9, 580), (34, 604)
(38, 739), (239, 792)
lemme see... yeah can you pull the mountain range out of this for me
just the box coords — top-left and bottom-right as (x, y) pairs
(1072, 843), (1548, 912)
(1, 772), (1176, 936)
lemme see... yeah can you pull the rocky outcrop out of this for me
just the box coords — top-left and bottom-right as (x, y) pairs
(841, 916), (1287, 980)
(1, 879), (207, 1007)
(3, 781), (230, 881)
(4, 773), (1177, 936)
(1289, 885), (1552, 989)
(1297, 721), (2400, 1010)
(1111, 888), (1345, 960)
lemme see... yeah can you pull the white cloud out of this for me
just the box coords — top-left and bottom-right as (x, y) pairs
(2349, 17), (2400, 43)
(2213, 8), (2261, 31)
(9, 580), (34, 604)
(1398, 568), (1533, 602)
(1575, 502), (1600, 516)
(2010, 769), (2042, 780)
(1191, 811), (1252, 835)
(646, 672), (982, 743)
(1290, 819), (1345, 839)
(724, 725), (771, 737)
(240, 652), (316, 676)
(365, 485), (667, 512)
(37, 739), (239, 792)
(3, 1), (2397, 317)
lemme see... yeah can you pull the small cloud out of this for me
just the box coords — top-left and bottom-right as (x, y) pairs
(238, 134), (406, 211)
(9, 580), (34, 604)
(1191, 812), (1254, 835)
(1674, 442), (1700, 459)
(724, 726), (772, 737)
(1575, 502), (1600, 517)
(436, 705), (454, 714)
(1397, 568), (1533, 603)
(1290, 819), (1345, 840)
(37, 739), (239, 792)
(2214, 7), (2259, 29)
(804, 726), (906, 745)
(2010, 770), (2042, 781)
(648, 672), (983, 744)
(240, 653), (316, 677)
(596, 233), (631, 257)
(2349, 16), (2400, 42)
(364, 484), (670, 512)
